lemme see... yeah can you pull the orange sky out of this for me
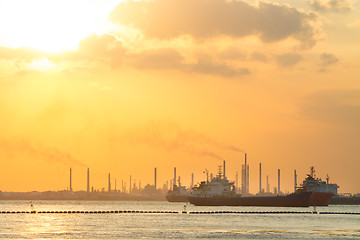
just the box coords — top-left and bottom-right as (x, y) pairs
(0, 0), (359, 194)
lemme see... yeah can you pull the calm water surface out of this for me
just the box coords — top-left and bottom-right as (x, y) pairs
(0, 201), (359, 239)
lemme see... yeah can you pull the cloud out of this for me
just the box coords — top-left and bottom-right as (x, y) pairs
(0, 46), (43, 66)
(129, 48), (185, 70)
(319, 52), (339, 71)
(275, 53), (302, 67)
(300, 89), (360, 127)
(320, 53), (339, 66)
(251, 52), (268, 62)
(190, 56), (250, 77)
(309, 0), (353, 11)
(129, 49), (250, 77)
(1, 35), (248, 78)
(217, 47), (248, 61)
(109, 0), (318, 48)
(119, 120), (244, 161)
(0, 138), (87, 167)
(52, 34), (126, 68)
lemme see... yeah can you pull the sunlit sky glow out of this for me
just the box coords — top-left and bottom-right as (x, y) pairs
(0, 0), (359, 194)
(0, 0), (119, 52)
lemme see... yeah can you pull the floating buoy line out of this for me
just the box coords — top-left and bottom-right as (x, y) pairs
(0, 210), (359, 215)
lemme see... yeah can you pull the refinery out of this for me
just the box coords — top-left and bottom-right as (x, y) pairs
(1, 153), (359, 205)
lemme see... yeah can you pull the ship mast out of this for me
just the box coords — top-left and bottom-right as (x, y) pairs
(203, 169), (209, 183)
(310, 166), (315, 178)
(217, 165), (223, 179)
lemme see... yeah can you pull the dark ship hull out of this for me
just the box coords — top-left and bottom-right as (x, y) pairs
(309, 192), (334, 206)
(166, 194), (189, 202)
(330, 196), (360, 205)
(189, 192), (313, 207)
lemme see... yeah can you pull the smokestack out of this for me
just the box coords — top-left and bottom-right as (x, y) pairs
(266, 175), (269, 193)
(191, 173), (194, 189)
(278, 169), (280, 195)
(129, 175), (132, 193)
(294, 170), (297, 193)
(244, 153), (247, 193)
(223, 160), (226, 179)
(173, 167), (176, 187)
(259, 163), (262, 194)
(70, 168), (73, 192)
(87, 168), (89, 193)
(108, 173), (111, 192)
(244, 153), (247, 194)
(246, 164), (249, 194)
(154, 167), (157, 190)
(115, 179), (117, 191)
(236, 171), (238, 193)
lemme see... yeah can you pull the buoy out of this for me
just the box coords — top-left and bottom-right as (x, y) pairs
(30, 203), (36, 214)
(312, 206), (318, 214)
(182, 204), (187, 214)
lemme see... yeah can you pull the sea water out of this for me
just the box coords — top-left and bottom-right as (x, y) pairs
(0, 201), (359, 239)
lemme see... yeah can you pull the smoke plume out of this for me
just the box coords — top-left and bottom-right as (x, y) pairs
(121, 121), (244, 161)
(0, 138), (87, 167)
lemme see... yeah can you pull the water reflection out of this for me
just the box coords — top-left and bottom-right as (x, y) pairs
(0, 201), (359, 239)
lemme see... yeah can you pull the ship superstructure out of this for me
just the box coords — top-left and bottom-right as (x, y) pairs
(191, 167), (235, 198)
(301, 167), (339, 195)
(300, 167), (339, 206)
(166, 185), (190, 202)
(189, 166), (313, 207)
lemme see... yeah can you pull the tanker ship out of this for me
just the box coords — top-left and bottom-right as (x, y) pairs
(300, 167), (339, 206)
(189, 168), (313, 207)
(166, 185), (190, 202)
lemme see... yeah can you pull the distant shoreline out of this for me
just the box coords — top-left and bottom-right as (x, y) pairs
(0, 191), (166, 201)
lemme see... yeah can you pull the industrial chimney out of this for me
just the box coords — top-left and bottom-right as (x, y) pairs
(294, 170), (297, 193)
(278, 169), (280, 195)
(173, 167), (177, 188)
(244, 153), (247, 194)
(108, 173), (111, 192)
(129, 175), (132, 193)
(259, 163), (262, 194)
(191, 173), (194, 189)
(223, 160), (226, 179)
(154, 167), (157, 190)
(87, 168), (90, 193)
(70, 168), (73, 192)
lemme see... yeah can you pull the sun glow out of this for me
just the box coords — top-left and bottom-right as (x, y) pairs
(0, 0), (120, 53)
(27, 57), (58, 71)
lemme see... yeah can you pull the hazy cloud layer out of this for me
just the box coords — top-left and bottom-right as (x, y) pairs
(120, 121), (244, 161)
(275, 53), (302, 67)
(300, 89), (360, 127)
(309, 0), (353, 11)
(0, 46), (42, 61)
(129, 48), (185, 70)
(319, 52), (339, 71)
(129, 49), (250, 77)
(191, 57), (250, 77)
(109, 0), (318, 48)
(1, 36), (249, 78)
(52, 34), (126, 68)
(0, 138), (87, 167)
(321, 53), (339, 66)
(251, 52), (268, 62)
